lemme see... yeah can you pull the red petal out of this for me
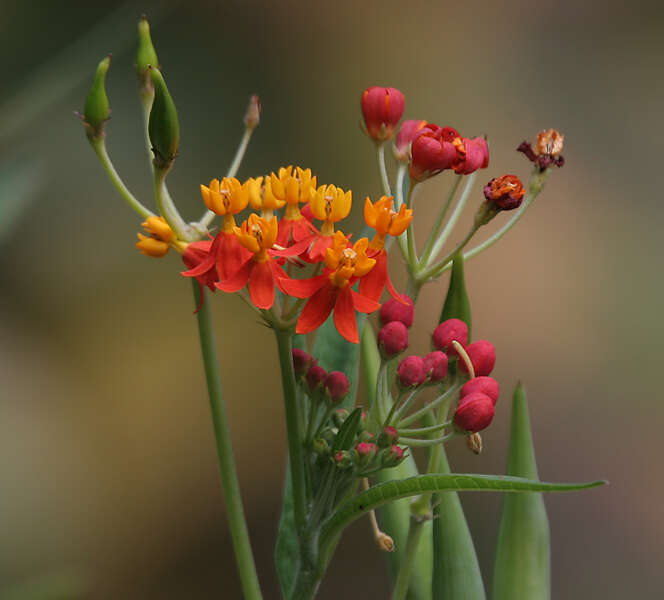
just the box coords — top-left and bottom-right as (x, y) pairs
(293, 218), (316, 241)
(359, 251), (387, 302)
(333, 287), (359, 343)
(249, 260), (275, 309)
(215, 257), (253, 293)
(279, 273), (328, 298)
(351, 289), (381, 314)
(270, 261), (290, 294)
(296, 284), (336, 334)
(217, 233), (252, 281)
(270, 236), (313, 257)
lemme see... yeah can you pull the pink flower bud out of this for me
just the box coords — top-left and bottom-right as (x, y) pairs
(432, 318), (469, 357)
(292, 348), (314, 378)
(325, 371), (350, 403)
(378, 321), (409, 358)
(454, 392), (495, 432)
(306, 365), (327, 392)
(356, 442), (378, 456)
(361, 86), (405, 141)
(423, 351), (448, 383)
(458, 340), (496, 377)
(379, 294), (415, 328)
(378, 426), (399, 447)
(381, 444), (405, 467)
(460, 376), (500, 405)
(334, 450), (353, 469)
(397, 355), (427, 388)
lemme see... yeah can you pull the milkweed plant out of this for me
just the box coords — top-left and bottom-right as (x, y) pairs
(78, 17), (605, 600)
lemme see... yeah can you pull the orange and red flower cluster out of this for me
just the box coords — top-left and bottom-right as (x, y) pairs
(180, 167), (413, 343)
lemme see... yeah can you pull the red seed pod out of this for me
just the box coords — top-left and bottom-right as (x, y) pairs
(410, 127), (459, 181)
(458, 340), (496, 377)
(396, 355), (428, 389)
(292, 348), (314, 378)
(432, 318), (469, 357)
(460, 376), (500, 405)
(377, 321), (409, 359)
(483, 175), (525, 211)
(454, 392), (495, 432)
(325, 371), (350, 403)
(423, 351), (449, 383)
(306, 365), (328, 393)
(361, 86), (405, 142)
(379, 294), (415, 328)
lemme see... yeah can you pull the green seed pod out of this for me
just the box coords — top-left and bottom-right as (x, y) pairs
(148, 66), (180, 169)
(82, 55), (111, 140)
(136, 16), (159, 90)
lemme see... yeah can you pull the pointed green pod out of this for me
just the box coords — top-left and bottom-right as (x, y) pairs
(492, 382), (550, 600)
(439, 252), (472, 337)
(148, 66), (180, 168)
(82, 55), (111, 140)
(137, 16), (159, 88)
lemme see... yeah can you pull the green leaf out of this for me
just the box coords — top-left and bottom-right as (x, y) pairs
(439, 253), (472, 337)
(319, 473), (604, 560)
(492, 383), (550, 600)
(432, 449), (485, 600)
(332, 407), (362, 452)
(275, 465), (298, 598)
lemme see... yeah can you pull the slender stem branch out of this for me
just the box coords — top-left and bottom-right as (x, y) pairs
(91, 139), (154, 219)
(191, 281), (263, 600)
(419, 174), (462, 265)
(393, 164), (409, 257)
(274, 328), (308, 535)
(397, 383), (461, 428)
(405, 182), (418, 270)
(391, 518), (426, 600)
(399, 432), (455, 447)
(377, 142), (392, 196)
(424, 171), (478, 266)
(153, 166), (196, 241)
(417, 223), (480, 283)
(139, 92), (155, 174)
(389, 387), (423, 426)
(398, 420), (452, 436)
(200, 127), (255, 229)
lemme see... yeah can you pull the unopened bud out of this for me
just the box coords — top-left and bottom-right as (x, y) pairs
(423, 351), (448, 383)
(377, 426), (399, 447)
(377, 321), (409, 359)
(136, 233), (169, 257)
(457, 340), (496, 377)
(359, 430), (376, 443)
(306, 365), (327, 394)
(354, 442), (378, 466)
(396, 355), (427, 389)
(292, 348), (314, 378)
(454, 392), (495, 433)
(333, 450), (353, 469)
(312, 438), (329, 456)
(136, 16), (159, 92)
(460, 376), (499, 405)
(467, 432), (483, 455)
(361, 86), (405, 142)
(148, 66), (180, 169)
(432, 319), (468, 357)
(380, 444), (406, 468)
(243, 94), (261, 131)
(379, 294), (414, 328)
(325, 371), (350, 404)
(81, 55), (111, 140)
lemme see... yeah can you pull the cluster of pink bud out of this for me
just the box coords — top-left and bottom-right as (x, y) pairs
(377, 295), (414, 359)
(293, 349), (350, 404)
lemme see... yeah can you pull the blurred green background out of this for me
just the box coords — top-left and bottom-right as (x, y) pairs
(1, 0), (662, 597)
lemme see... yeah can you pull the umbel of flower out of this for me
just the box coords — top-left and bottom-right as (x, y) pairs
(279, 231), (380, 343)
(271, 166), (317, 245)
(360, 196), (412, 302)
(308, 184), (353, 261)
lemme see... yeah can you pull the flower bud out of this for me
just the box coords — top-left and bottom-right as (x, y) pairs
(136, 16), (159, 92)
(312, 438), (329, 456)
(483, 175), (525, 211)
(396, 355), (427, 389)
(458, 340), (496, 377)
(423, 351), (448, 383)
(148, 66), (180, 169)
(136, 233), (169, 257)
(381, 444), (406, 468)
(394, 120), (434, 162)
(378, 321), (409, 359)
(332, 408), (350, 428)
(243, 94), (261, 131)
(466, 432), (483, 455)
(333, 450), (353, 469)
(454, 392), (495, 432)
(432, 318), (468, 357)
(460, 376), (499, 405)
(359, 430), (376, 443)
(377, 426), (399, 447)
(292, 348), (314, 378)
(379, 294), (414, 328)
(361, 86), (405, 141)
(451, 136), (489, 175)
(81, 55), (111, 140)
(354, 442), (378, 466)
(325, 371), (350, 404)
(306, 365), (327, 393)
(409, 127), (459, 181)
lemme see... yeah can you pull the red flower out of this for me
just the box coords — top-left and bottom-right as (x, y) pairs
(279, 232), (380, 343)
(361, 86), (405, 141)
(451, 136), (489, 175)
(410, 126), (460, 181)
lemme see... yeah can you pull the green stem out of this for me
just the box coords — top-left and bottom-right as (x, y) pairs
(140, 92), (155, 174)
(153, 166), (196, 241)
(398, 421), (452, 436)
(397, 383), (461, 428)
(417, 224), (480, 283)
(91, 139), (154, 219)
(191, 281), (263, 600)
(419, 174), (462, 265)
(274, 328), (308, 535)
(405, 181), (418, 269)
(399, 432), (455, 447)
(393, 164), (409, 257)
(377, 142), (392, 196)
(392, 518), (427, 600)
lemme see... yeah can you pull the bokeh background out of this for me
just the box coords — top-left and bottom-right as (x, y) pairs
(1, 0), (662, 597)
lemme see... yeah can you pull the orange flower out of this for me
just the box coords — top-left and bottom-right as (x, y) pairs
(279, 232), (380, 343)
(307, 184), (353, 261)
(270, 166), (317, 246)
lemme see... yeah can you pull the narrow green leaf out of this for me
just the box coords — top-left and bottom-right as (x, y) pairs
(439, 253), (472, 337)
(432, 448), (485, 600)
(332, 407), (362, 452)
(492, 383), (550, 600)
(320, 474), (604, 557)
